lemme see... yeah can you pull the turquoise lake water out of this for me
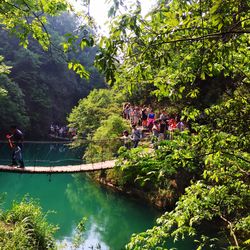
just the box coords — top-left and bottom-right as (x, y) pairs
(0, 143), (196, 249)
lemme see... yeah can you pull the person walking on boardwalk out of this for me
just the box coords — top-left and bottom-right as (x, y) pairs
(6, 125), (25, 168)
(131, 124), (141, 148)
(122, 130), (131, 149)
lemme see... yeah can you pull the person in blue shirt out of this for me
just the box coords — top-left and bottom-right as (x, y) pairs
(147, 109), (155, 131)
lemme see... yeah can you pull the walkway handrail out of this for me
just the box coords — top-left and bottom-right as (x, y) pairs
(0, 160), (116, 174)
(0, 136), (150, 144)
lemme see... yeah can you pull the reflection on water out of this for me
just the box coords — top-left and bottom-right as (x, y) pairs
(0, 173), (159, 250)
(0, 142), (84, 166)
(64, 174), (159, 249)
(0, 143), (195, 249)
(0, 143), (160, 249)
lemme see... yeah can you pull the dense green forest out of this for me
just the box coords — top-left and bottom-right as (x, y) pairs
(0, 12), (105, 138)
(0, 0), (249, 249)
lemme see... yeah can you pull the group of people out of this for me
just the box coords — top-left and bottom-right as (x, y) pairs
(5, 105), (186, 167)
(122, 124), (142, 149)
(122, 103), (187, 148)
(49, 124), (77, 139)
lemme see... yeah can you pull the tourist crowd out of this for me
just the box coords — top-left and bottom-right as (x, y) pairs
(49, 124), (77, 139)
(49, 103), (187, 147)
(121, 103), (187, 148)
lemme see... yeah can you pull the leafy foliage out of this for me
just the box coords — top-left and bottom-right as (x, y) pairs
(0, 0), (68, 50)
(0, 13), (105, 137)
(68, 88), (124, 138)
(72, 217), (87, 249)
(0, 56), (11, 75)
(96, 0), (250, 101)
(0, 197), (58, 249)
(84, 114), (130, 163)
(124, 123), (250, 249)
(0, 74), (30, 131)
(0, 0), (100, 79)
(0, 0), (249, 249)
(120, 81), (250, 249)
(93, 0), (250, 249)
(118, 134), (188, 186)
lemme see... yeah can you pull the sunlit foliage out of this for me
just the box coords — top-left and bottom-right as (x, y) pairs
(68, 88), (124, 137)
(94, 0), (250, 249)
(84, 114), (130, 163)
(0, 198), (58, 249)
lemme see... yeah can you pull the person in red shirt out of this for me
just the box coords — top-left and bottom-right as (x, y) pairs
(6, 125), (24, 168)
(168, 118), (177, 140)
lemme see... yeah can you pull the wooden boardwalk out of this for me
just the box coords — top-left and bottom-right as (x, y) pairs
(0, 160), (116, 174)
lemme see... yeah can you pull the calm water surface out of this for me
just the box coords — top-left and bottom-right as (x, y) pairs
(0, 143), (195, 249)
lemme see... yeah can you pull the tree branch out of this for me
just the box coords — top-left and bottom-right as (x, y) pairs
(22, 0), (52, 54)
(219, 214), (239, 247)
(152, 30), (250, 46)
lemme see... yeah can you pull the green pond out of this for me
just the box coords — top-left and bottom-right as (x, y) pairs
(0, 143), (196, 249)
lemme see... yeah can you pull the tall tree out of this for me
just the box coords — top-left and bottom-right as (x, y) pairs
(94, 0), (250, 249)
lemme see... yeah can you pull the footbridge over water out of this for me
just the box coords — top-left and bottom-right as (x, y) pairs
(0, 139), (119, 174)
(0, 160), (116, 174)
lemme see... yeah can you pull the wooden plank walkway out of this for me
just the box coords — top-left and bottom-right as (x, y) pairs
(0, 160), (116, 174)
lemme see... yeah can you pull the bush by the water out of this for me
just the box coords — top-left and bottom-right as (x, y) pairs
(0, 197), (57, 250)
